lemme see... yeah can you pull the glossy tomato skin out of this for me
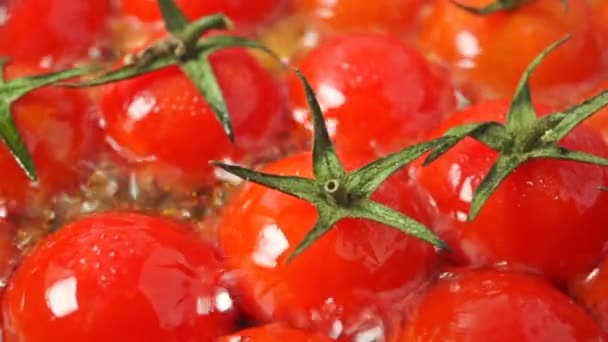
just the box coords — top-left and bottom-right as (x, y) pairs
(100, 48), (286, 190)
(218, 151), (438, 336)
(3, 212), (236, 342)
(293, 0), (425, 34)
(0, 0), (111, 65)
(412, 99), (608, 285)
(0, 64), (101, 208)
(417, 0), (601, 105)
(217, 324), (332, 341)
(288, 33), (456, 155)
(119, 0), (288, 32)
(402, 270), (606, 341)
(570, 257), (608, 332)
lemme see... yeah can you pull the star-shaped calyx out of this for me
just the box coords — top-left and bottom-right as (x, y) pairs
(212, 69), (449, 261)
(68, 0), (277, 142)
(449, 0), (567, 15)
(423, 36), (608, 221)
(0, 59), (92, 181)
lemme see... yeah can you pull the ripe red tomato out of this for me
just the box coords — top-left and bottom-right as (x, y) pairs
(0, 0), (111, 65)
(99, 48), (286, 190)
(570, 257), (608, 332)
(0, 63), (101, 209)
(293, 0), (425, 34)
(417, 0), (602, 105)
(119, 0), (288, 32)
(412, 99), (608, 285)
(288, 33), (456, 155)
(217, 151), (438, 335)
(402, 270), (606, 340)
(3, 212), (236, 342)
(217, 324), (333, 341)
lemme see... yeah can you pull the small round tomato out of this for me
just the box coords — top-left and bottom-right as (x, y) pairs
(417, 0), (602, 105)
(119, 0), (288, 32)
(402, 270), (606, 340)
(218, 151), (437, 335)
(293, 0), (425, 34)
(288, 33), (456, 155)
(0, 0), (111, 65)
(3, 212), (236, 342)
(413, 99), (608, 285)
(0, 63), (101, 209)
(99, 48), (286, 191)
(570, 257), (608, 332)
(217, 324), (332, 341)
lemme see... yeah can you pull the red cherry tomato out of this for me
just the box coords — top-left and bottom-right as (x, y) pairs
(288, 33), (456, 155)
(570, 257), (608, 332)
(99, 48), (286, 190)
(402, 270), (606, 341)
(3, 212), (236, 342)
(217, 151), (437, 336)
(0, 0), (111, 65)
(293, 0), (425, 34)
(417, 0), (602, 106)
(412, 99), (608, 285)
(0, 63), (101, 208)
(217, 324), (333, 341)
(119, 0), (288, 32)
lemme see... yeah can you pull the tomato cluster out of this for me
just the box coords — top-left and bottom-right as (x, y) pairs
(1, 0), (608, 341)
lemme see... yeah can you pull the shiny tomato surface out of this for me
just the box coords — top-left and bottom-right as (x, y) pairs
(217, 324), (333, 341)
(218, 151), (438, 335)
(417, 0), (602, 105)
(100, 48), (286, 190)
(413, 99), (608, 285)
(403, 270), (606, 341)
(3, 212), (236, 342)
(288, 33), (456, 154)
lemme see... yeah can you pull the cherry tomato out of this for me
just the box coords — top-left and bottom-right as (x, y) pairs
(288, 33), (456, 155)
(0, 0), (111, 65)
(293, 0), (425, 34)
(402, 270), (606, 341)
(217, 151), (437, 335)
(99, 48), (286, 190)
(412, 99), (608, 285)
(217, 324), (332, 341)
(570, 257), (608, 332)
(119, 0), (288, 32)
(417, 0), (602, 105)
(3, 212), (236, 342)
(0, 63), (101, 209)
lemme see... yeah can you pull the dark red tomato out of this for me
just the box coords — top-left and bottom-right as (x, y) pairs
(402, 270), (606, 341)
(293, 0), (425, 34)
(217, 324), (333, 341)
(100, 48), (286, 191)
(119, 0), (288, 32)
(3, 212), (236, 342)
(288, 33), (456, 155)
(0, 0), (111, 65)
(217, 151), (438, 335)
(0, 63), (100, 208)
(412, 99), (608, 285)
(417, 0), (602, 106)
(570, 257), (608, 332)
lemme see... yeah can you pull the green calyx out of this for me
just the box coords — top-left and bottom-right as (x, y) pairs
(0, 59), (94, 181)
(424, 35), (608, 221)
(66, 0), (279, 143)
(450, 0), (567, 15)
(213, 69), (448, 262)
